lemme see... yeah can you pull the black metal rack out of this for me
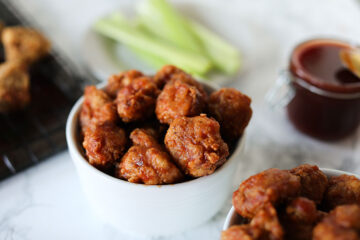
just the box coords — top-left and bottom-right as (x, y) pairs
(0, 0), (91, 180)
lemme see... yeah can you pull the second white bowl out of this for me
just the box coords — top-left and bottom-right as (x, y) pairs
(222, 168), (360, 230)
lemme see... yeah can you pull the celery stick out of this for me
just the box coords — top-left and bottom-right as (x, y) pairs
(136, 0), (204, 54)
(100, 13), (207, 75)
(189, 20), (241, 75)
(129, 46), (167, 69)
(94, 18), (212, 74)
(130, 46), (205, 77)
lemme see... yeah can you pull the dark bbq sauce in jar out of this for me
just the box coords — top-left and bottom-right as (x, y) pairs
(287, 39), (360, 140)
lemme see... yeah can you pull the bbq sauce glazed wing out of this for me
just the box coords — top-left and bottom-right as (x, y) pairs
(155, 77), (207, 124)
(164, 114), (229, 177)
(82, 122), (127, 171)
(323, 174), (360, 210)
(279, 197), (321, 240)
(2, 26), (50, 65)
(117, 145), (183, 185)
(232, 168), (301, 218)
(250, 204), (284, 240)
(208, 88), (252, 142)
(153, 64), (186, 89)
(222, 204), (283, 240)
(116, 76), (160, 122)
(130, 128), (162, 149)
(105, 70), (144, 98)
(289, 164), (328, 204)
(0, 61), (30, 112)
(170, 71), (208, 100)
(117, 128), (183, 185)
(79, 86), (118, 132)
(313, 204), (360, 240)
(221, 225), (262, 240)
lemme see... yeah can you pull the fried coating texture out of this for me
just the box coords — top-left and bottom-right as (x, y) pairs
(232, 168), (301, 218)
(2, 26), (50, 65)
(170, 71), (208, 98)
(290, 164), (328, 204)
(323, 174), (360, 210)
(314, 222), (359, 240)
(117, 145), (183, 185)
(116, 77), (160, 122)
(0, 61), (30, 112)
(79, 86), (118, 131)
(283, 197), (318, 224)
(279, 197), (319, 240)
(250, 205), (284, 240)
(117, 128), (183, 185)
(313, 204), (360, 240)
(153, 65), (185, 89)
(130, 128), (162, 149)
(82, 122), (127, 171)
(105, 70), (144, 98)
(208, 88), (252, 142)
(332, 205), (360, 229)
(164, 115), (229, 177)
(154, 65), (208, 124)
(156, 78), (207, 124)
(222, 205), (283, 240)
(221, 225), (261, 240)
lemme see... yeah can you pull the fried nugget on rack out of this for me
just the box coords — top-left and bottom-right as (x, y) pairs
(0, 61), (30, 112)
(2, 26), (50, 65)
(0, 21), (4, 38)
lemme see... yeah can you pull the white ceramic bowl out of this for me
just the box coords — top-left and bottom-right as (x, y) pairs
(222, 168), (360, 230)
(66, 84), (246, 237)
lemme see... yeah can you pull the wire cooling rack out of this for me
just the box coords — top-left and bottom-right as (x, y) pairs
(0, 0), (93, 180)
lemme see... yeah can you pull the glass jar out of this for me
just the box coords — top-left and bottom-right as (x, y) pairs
(268, 39), (360, 140)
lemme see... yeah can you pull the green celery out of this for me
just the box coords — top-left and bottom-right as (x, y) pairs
(111, 13), (169, 69)
(94, 17), (212, 74)
(129, 46), (168, 69)
(189, 20), (241, 75)
(136, 0), (204, 54)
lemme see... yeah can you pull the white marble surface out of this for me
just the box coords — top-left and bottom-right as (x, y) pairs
(1, 0), (360, 239)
